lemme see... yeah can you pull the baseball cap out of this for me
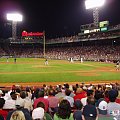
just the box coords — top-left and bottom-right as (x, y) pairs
(83, 104), (97, 118)
(108, 89), (118, 98)
(106, 85), (112, 88)
(32, 107), (44, 119)
(98, 100), (107, 115)
(15, 99), (24, 109)
(0, 90), (3, 94)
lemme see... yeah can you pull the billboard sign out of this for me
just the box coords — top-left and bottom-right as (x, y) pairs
(22, 31), (43, 37)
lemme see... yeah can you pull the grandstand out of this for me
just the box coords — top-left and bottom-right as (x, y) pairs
(0, 23), (120, 62)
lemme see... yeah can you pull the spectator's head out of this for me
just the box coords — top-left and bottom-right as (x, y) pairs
(16, 88), (21, 94)
(37, 90), (44, 98)
(56, 87), (62, 93)
(15, 99), (24, 109)
(65, 89), (71, 96)
(0, 98), (5, 108)
(48, 89), (55, 96)
(87, 90), (94, 97)
(95, 91), (104, 100)
(65, 83), (69, 89)
(97, 100), (107, 115)
(108, 89), (118, 102)
(87, 96), (95, 105)
(74, 99), (83, 110)
(57, 99), (71, 119)
(32, 107), (45, 120)
(37, 102), (45, 110)
(20, 91), (27, 99)
(83, 104), (97, 120)
(10, 111), (26, 120)
(10, 92), (17, 100)
(76, 88), (83, 94)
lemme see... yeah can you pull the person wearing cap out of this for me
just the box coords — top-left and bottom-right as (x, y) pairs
(32, 101), (53, 120)
(82, 96), (98, 120)
(32, 107), (45, 120)
(97, 100), (114, 120)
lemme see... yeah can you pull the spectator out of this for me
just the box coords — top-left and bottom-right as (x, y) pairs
(82, 96), (98, 120)
(8, 111), (26, 120)
(6, 100), (32, 120)
(107, 89), (120, 118)
(53, 99), (74, 120)
(33, 101), (53, 120)
(3, 92), (17, 110)
(64, 89), (74, 107)
(81, 89), (94, 106)
(0, 98), (8, 120)
(74, 88), (86, 101)
(73, 100), (83, 120)
(33, 90), (49, 112)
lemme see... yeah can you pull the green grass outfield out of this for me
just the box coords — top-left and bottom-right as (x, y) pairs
(0, 58), (119, 83)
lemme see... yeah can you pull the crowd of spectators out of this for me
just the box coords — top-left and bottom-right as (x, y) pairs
(0, 82), (120, 120)
(0, 29), (120, 62)
(0, 43), (120, 62)
(46, 30), (120, 44)
(45, 45), (120, 61)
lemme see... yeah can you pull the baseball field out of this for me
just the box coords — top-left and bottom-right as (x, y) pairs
(0, 58), (119, 87)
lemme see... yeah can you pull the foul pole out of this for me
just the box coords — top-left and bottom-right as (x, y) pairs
(43, 31), (46, 58)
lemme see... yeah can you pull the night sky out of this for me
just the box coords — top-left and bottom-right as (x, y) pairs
(0, 0), (120, 38)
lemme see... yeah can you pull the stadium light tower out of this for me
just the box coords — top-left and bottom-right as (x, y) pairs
(85, 0), (105, 25)
(7, 13), (23, 40)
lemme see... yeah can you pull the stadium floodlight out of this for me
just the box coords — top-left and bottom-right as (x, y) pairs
(6, 13), (23, 40)
(85, 0), (105, 24)
(7, 13), (22, 21)
(85, 0), (105, 9)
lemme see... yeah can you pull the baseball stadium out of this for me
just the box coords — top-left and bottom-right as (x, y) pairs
(0, 0), (119, 87)
(0, 22), (120, 87)
(0, 0), (120, 120)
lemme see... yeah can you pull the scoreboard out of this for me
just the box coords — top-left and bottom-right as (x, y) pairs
(99, 21), (109, 28)
(80, 21), (109, 34)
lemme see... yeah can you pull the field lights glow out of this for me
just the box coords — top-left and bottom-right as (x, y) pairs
(7, 13), (23, 21)
(85, 0), (105, 9)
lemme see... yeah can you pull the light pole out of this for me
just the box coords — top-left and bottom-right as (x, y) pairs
(85, 0), (105, 25)
(7, 13), (23, 40)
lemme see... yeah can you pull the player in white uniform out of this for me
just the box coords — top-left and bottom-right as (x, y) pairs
(116, 61), (119, 71)
(45, 59), (48, 65)
(81, 57), (83, 63)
